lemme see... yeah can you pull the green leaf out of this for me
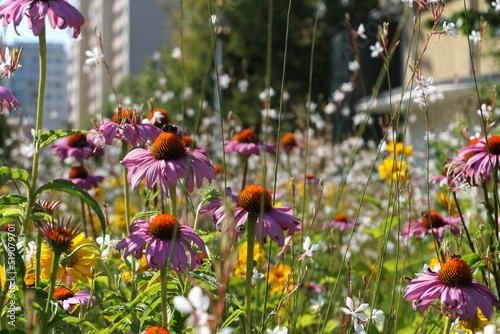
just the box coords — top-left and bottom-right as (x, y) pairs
(39, 129), (89, 150)
(0, 167), (30, 189)
(461, 253), (485, 270)
(220, 309), (244, 330)
(48, 316), (97, 331)
(0, 195), (27, 206)
(34, 179), (106, 236)
(355, 194), (383, 210)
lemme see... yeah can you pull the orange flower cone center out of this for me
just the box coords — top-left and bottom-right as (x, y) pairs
(421, 211), (445, 229)
(112, 109), (138, 124)
(438, 256), (473, 287)
(306, 173), (316, 180)
(146, 108), (171, 127)
(67, 133), (88, 148)
(487, 136), (500, 155)
(53, 287), (75, 300)
(151, 132), (187, 160)
(184, 135), (193, 147)
(234, 129), (259, 143)
(281, 132), (296, 147)
(69, 166), (89, 179)
(144, 326), (170, 334)
(464, 138), (481, 162)
(148, 214), (179, 240)
(335, 213), (348, 222)
(237, 185), (273, 213)
(214, 163), (223, 174)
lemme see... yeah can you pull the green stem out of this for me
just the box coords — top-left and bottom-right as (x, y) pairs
(245, 215), (257, 334)
(169, 184), (177, 217)
(42, 251), (61, 334)
(443, 317), (452, 334)
(21, 26), (47, 235)
(160, 268), (168, 328)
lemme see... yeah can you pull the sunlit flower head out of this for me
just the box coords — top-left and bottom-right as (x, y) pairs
(51, 133), (104, 161)
(121, 132), (216, 196)
(65, 166), (104, 190)
(200, 185), (301, 247)
(387, 141), (413, 157)
(53, 287), (95, 313)
(401, 211), (461, 242)
(0, 0), (85, 38)
(453, 308), (490, 334)
(34, 199), (62, 215)
(378, 157), (410, 183)
(267, 264), (293, 294)
(0, 86), (19, 114)
(280, 132), (298, 152)
(116, 214), (207, 271)
(323, 213), (355, 232)
(404, 255), (498, 320)
(234, 241), (266, 277)
(225, 129), (276, 157)
(456, 136), (500, 185)
(38, 216), (80, 254)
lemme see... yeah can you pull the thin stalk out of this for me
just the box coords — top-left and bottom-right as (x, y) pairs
(21, 26), (47, 235)
(241, 157), (248, 191)
(35, 230), (42, 287)
(160, 268), (168, 327)
(452, 192), (475, 252)
(169, 184), (177, 217)
(245, 215), (257, 334)
(443, 317), (452, 334)
(42, 251), (61, 334)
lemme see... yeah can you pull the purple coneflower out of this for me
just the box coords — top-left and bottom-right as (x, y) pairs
(200, 185), (301, 247)
(0, 0), (85, 38)
(53, 287), (95, 313)
(404, 255), (498, 320)
(65, 166), (103, 190)
(280, 132), (299, 153)
(38, 216), (80, 254)
(225, 129), (275, 157)
(323, 213), (355, 232)
(115, 214), (207, 271)
(456, 136), (500, 184)
(121, 132), (215, 196)
(401, 211), (461, 242)
(0, 86), (19, 114)
(89, 109), (162, 148)
(51, 133), (104, 161)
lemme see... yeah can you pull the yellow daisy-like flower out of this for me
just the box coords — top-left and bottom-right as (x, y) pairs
(266, 264), (293, 294)
(454, 309), (490, 333)
(234, 242), (266, 278)
(378, 157), (410, 183)
(387, 141), (413, 157)
(40, 232), (98, 284)
(437, 192), (458, 216)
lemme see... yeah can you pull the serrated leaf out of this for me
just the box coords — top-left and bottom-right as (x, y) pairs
(34, 179), (106, 236)
(39, 129), (89, 150)
(0, 167), (30, 189)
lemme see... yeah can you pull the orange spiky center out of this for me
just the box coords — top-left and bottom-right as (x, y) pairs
(67, 133), (88, 148)
(335, 213), (348, 222)
(184, 135), (193, 147)
(144, 326), (170, 334)
(53, 287), (75, 300)
(112, 109), (138, 124)
(487, 136), (500, 155)
(148, 214), (179, 240)
(438, 256), (473, 287)
(146, 108), (171, 127)
(281, 132), (296, 147)
(422, 211), (445, 229)
(214, 163), (223, 174)
(237, 185), (272, 213)
(234, 129), (259, 143)
(464, 138), (481, 162)
(69, 166), (89, 179)
(151, 132), (186, 160)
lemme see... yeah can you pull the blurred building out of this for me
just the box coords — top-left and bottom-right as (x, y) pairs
(69, 0), (169, 128)
(2, 43), (68, 130)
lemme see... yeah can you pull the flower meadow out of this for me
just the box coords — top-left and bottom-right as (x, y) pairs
(1, 0), (500, 333)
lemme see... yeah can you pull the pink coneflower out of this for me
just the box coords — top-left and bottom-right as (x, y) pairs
(225, 129), (275, 157)
(456, 136), (500, 184)
(0, 0), (85, 38)
(115, 213), (207, 271)
(404, 255), (498, 320)
(183, 135), (210, 156)
(37, 216), (80, 254)
(65, 166), (103, 190)
(323, 213), (355, 232)
(200, 185), (301, 247)
(34, 199), (62, 214)
(53, 287), (95, 313)
(280, 132), (299, 153)
(121, 132), (215, 196)
(89, 109), (162, 148)
(401, 211), (461, 242)
(0, 86), (19, 114)
(51, 133), (104, 161)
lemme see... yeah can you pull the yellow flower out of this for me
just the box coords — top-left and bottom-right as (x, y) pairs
(235, 242), (266, 278)
(40, 232), (98, 284)
(378, 157), (410, 183)
(120, 255), (151, 284)
(266, 264), (293, 294)
(437, 192), (458, 216)
(111, 198), (137, 233)
(387, 141), (413, 157)
(454, 309), (490, 333)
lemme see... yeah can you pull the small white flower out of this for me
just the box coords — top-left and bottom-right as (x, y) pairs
(324, 102), (336, 115)
(183, 87), (193, 99)
(341, 296), (369, 322)
(469, 30), (481, 44)
(171, 47), (182, 60)
(301, 236), (320, 259)
(341, 107), (350, 117)
(237, 79), (248, 93)
(478, 104), (492, 118)
(356, 24), (367, 39)
(483, 325), (497, 334)
(309, 295), (325, 313)
(123, 96), (132, 106)
(186, 108), (196, 118)
(306, 101), (317, 111)
(85, 47), (104, 67)
(443, 21), (459, 37)
(259, 87), (276, 101)
(340, 82), (354, 92)
(25, 241), (36, 264)
(332, 89), (345, 103)
(282, 91), (290, 102)
(159, 77), (167, 86)
(252, 267), (264, 285)
(348, 60), (360, 72)
(219, 74), (231, 89)
(174, 286), (211, 333)
(354, 322), (366, 334)
(96, 234), (118, 261)
(267, 326), (288, 334)
(152, 51), (161, 62)
(369, 41), (384, 58)
(370, 309), (384, 322)
(211, 15), (218, 24)
(492, 0), (500, 11)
